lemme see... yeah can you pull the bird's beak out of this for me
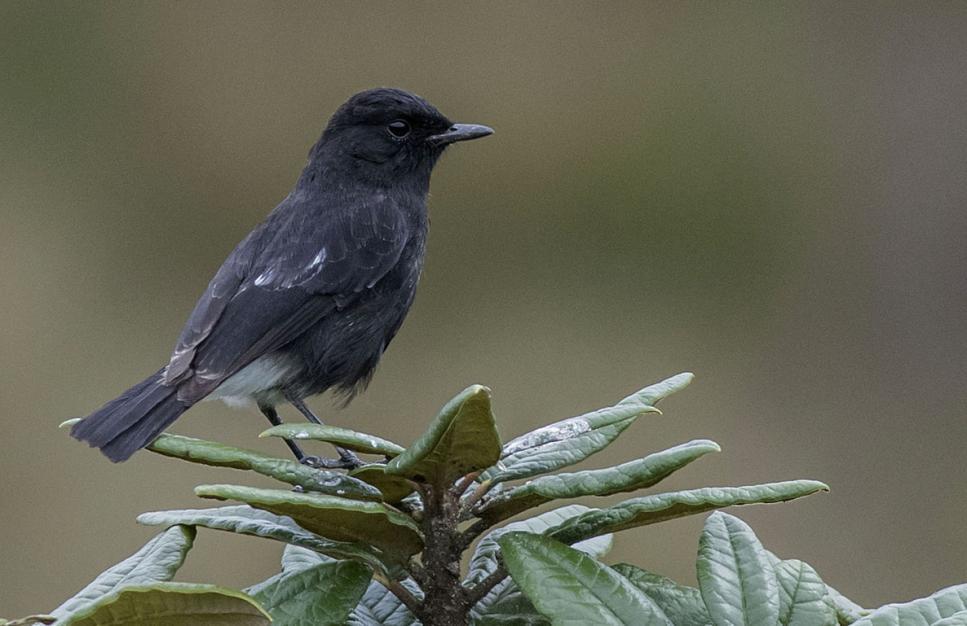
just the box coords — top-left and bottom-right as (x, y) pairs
(428, 123), (494, 147)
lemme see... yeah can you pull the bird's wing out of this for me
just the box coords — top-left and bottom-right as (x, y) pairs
(162, 197), (411, 401)
(163, 228), (259, 385)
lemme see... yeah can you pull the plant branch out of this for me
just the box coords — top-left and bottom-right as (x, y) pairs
(375, 573), (424, 617)
(458, 517), (494, 552)
(458, 478), (494, 520)
(404, 558), (427, 586)
(418, 483), (470, 625)
(450, 471), (481, 499)
(463, 564), (509, 608)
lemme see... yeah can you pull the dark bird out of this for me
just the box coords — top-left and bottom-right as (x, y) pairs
(71, 87), (493, 463)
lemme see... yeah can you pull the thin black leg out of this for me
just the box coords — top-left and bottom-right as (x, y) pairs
(259, 403), (307, 462)
(290, 397), (325, 425)
(288, 397), (362, 469)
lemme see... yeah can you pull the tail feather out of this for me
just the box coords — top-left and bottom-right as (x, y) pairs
(71, 368), (190, 462)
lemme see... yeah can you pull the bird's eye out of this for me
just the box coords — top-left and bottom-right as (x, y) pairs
(387, 120), (411, 138)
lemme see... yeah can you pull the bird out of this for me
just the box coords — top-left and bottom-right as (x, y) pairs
(71, 87), (493, 464)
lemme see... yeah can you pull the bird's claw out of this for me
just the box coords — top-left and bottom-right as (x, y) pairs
(338, 448), (363, 469)
(300, 453), (362, 470)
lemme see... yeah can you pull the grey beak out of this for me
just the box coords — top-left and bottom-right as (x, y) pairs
(428, 123), (494, 146)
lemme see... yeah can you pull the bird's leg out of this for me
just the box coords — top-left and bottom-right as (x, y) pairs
(288, 396), (363, 469)
(258, 403), (308, 463)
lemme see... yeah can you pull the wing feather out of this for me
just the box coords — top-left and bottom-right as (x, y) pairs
(163, 196), (410, 398)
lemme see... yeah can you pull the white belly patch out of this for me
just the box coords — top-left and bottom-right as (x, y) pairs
(205, 353), (301, 407)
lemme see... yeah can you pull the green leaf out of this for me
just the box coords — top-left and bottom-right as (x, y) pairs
(0, 616), (56, 626)
(147, 433), (381, 500)
(468, 505), (612, 625)
(195, 484), (423, 558)
(697, 512), (779, 626)
(386, 384), (501, 487)
(499, 532), (672, 625)
(467, 504), (612, 586)
(549, 480), (829, 545)
(470, 575), (543, 626)
(612, 564), (711, 625)
(62, 582), (270, 625)
(250, 560), (371, 626)
(260, 424), (405, 457)
(349, 464), (416, 503)
(138, 506), (390, 576)
(478, 440), (719, 522)
(933, 611), (967, 626)
(244, 545), (333, 598)
(852, 583), (967, 626)
(50, 526), (195, 622)
(472, 599), (550, 625)
(347, 578), (422, 626)
(481, 373), (693, 485)
(481, 417), (637, 486)
(281, 544), (331, 571)
(773, 558), (837, 626)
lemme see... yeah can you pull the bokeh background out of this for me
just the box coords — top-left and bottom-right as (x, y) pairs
(2, 1), (966, 617)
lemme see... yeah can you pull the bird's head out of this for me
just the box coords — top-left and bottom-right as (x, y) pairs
(303, 88), (493, 189)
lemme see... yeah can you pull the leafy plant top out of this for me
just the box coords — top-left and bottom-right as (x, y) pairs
(34, 374), (881, 626)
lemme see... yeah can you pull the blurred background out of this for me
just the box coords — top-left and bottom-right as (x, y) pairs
(2, 1), (966, 617)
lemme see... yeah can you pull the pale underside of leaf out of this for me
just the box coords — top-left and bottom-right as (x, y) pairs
(348, 578), (423, 626)
(697, 512), (780, 626)
(823, 583), (870, 623)
(852, 583), (967, 626)
(50, 525), (195, 622)
(697, 512), (779, 626)
(775, 560), (835, 626)
(767, 554), (836, 626)
(933, 610), (967, 626)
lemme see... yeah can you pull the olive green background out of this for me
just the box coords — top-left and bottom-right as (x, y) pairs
(2, 1), (966, 618)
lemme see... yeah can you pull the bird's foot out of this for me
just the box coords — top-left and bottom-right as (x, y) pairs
(300, 449), (363, 470)
(337, 448), (363, 469)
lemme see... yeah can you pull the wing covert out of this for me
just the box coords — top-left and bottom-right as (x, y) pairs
(162, 197), (411, 395)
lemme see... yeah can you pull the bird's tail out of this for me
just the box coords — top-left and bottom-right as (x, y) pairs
(71, 368), (190, 462)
